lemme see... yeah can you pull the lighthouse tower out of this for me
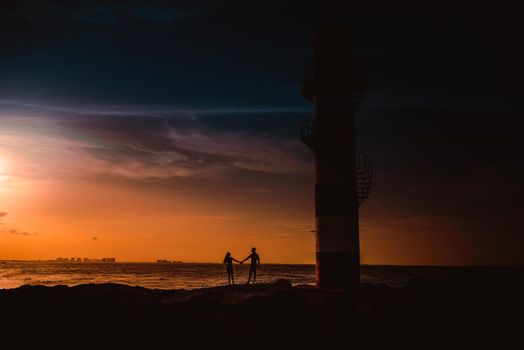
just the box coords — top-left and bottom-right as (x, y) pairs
(301, 22), (372, 289)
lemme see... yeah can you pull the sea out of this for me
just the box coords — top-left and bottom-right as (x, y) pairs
(0, 261), (518, 290)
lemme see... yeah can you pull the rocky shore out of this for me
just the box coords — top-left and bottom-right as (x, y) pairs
(1, 276), (522, 347)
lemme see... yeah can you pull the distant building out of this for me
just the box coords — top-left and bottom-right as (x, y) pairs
(55, 257), (116, 262)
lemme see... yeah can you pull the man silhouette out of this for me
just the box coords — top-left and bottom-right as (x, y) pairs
(241, 247), (260, 284)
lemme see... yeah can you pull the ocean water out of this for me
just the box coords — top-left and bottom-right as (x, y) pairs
(0, 261), (516, 290)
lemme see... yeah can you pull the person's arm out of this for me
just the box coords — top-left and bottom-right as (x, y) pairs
(232, 257), (241, 263)
(241, 254), (250, 263)
(257, 255), (261, 269)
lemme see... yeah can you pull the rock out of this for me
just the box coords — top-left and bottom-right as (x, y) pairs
(273, 279), (292, 288)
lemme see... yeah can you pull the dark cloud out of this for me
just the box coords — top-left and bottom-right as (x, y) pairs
(2, 0), (214, 23)
(0, 212), (7, 218)
(9, 229), (32, 236)
(358, 103), (524, 264)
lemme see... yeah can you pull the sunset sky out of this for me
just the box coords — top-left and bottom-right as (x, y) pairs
(1, 1), (523, 264)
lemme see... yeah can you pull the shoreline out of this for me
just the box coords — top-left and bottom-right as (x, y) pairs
(2, 259), (521, 267)
(2, 262), (522, 291)
(1, 277), (522, 345)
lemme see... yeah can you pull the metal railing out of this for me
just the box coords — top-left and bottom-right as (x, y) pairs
(357, 150), (373, 205)
(300, 119), (373, 205)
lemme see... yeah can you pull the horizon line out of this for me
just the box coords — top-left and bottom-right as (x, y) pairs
(0, 259), (521, 268)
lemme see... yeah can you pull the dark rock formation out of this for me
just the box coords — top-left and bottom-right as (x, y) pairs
(1, 277), (522, 347)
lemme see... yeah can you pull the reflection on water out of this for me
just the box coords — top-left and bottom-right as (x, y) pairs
(0, 261), (515, 289)
(0, 262), (316, 289)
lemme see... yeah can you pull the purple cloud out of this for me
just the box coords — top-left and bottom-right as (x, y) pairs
(0, 101), (311, 181)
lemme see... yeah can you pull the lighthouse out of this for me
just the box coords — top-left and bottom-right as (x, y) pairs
(301, 22), (372, 289)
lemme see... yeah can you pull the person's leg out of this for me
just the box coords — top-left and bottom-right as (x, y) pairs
(253, 269), (256, 284)
(247, 271), (252, 284)
(231, 271), (235, 285)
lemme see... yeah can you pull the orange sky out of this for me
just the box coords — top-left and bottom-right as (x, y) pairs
(0, 109), (511, 265)
(0, 112), (317, 263)
(1, 176), (316, 263)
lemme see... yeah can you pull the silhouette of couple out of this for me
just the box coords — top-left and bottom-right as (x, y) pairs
(223, 247), (260, 285)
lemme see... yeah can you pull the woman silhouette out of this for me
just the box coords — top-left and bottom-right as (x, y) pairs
(223, 252), (241, 285)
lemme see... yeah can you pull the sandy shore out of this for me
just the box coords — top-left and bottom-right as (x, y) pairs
(1, 276), (522, 347)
